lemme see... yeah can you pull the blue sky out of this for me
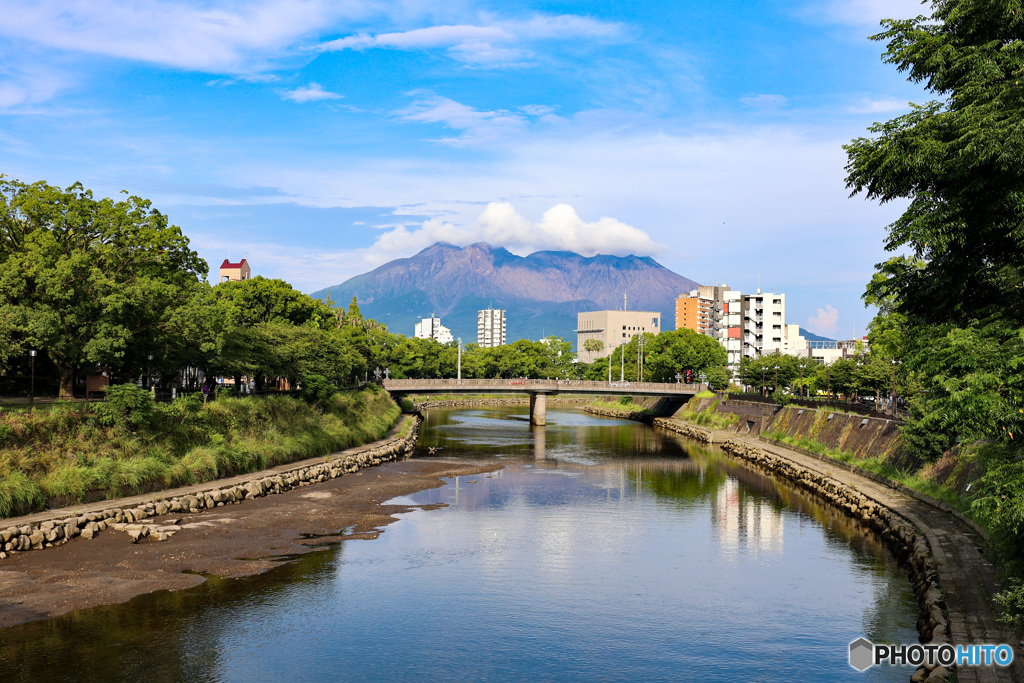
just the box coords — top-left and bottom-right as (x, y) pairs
(0, 0), (931, 339)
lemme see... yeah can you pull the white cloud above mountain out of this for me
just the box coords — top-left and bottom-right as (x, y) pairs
(366, 201), (663, 265)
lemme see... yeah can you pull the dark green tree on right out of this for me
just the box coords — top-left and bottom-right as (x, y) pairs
(846, 0), (1024, 623)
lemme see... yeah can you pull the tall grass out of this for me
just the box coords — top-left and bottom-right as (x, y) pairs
(0, 387), (401, 518)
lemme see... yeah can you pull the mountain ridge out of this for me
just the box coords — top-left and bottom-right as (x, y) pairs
(312, 242), (700, 345)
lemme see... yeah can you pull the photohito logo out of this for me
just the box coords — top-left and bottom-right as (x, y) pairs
(849, 638), (1014, 671)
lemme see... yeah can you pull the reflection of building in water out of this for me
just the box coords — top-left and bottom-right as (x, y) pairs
(712, 478), (784, 556)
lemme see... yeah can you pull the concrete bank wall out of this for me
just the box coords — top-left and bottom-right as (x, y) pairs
(0, 416), (422, 557)
(721, 439), (951, 683)
(765, 405), (906, 462)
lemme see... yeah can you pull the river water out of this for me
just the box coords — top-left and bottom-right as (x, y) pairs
(0, 407), (919, 681)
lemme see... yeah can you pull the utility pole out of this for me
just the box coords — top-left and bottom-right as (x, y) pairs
(620, 340), (625, 382)
(29, 350), (37, 405)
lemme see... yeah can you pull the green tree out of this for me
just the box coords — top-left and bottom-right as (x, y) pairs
(0, 178), (206, 396)
(845, 0), (1024, 454)
(643, 328), (727, 383)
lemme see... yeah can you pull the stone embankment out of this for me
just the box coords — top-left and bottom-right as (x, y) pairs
(650, 417), (713, 444)
(583, 405), (655, 423)
(582, 407), (714, 445)
(0, 416), (421, 558)
(721, 439), (951, 683)
(420, 397), (592, 409)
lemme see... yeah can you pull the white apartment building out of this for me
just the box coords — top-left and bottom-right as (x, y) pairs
(477, 308), (506, 348)
(741, 291), (786, 358)
(414, 316), (454, 344)
(576, 310), (661, 363)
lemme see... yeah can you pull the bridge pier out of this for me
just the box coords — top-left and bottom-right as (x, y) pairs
(529, 391), (548, 426)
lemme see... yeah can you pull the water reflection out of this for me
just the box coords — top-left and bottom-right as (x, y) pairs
(0, 406), (919, 682)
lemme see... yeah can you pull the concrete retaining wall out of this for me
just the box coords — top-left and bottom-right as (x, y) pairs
(0, 417), (422, 557)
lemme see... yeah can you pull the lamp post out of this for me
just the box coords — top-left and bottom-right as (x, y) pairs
(29, 350), (37, 405)
(457, 338), (462, 384)
(147, 354), (154, 391)
(773, 363), (780, 395)
(761, 367), (766, 396)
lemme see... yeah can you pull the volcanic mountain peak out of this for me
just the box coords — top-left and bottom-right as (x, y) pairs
(312, 243), (699, 344)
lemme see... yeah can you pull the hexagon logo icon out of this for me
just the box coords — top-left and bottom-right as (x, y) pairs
(849, 638), (874, 671)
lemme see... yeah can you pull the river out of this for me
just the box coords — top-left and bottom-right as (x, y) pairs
(0, 406), (919, 681)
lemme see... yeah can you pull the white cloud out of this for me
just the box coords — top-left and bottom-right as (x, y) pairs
(0, 64), (69, 111)
(396, 96), (529, 144)
(282, 83), (342, 103)
(812, 0), (930, 26)
(365, 201), (663, 266)
(739, 94), (788, 110)
(318, 14), (623, 66)
(0, 0), (357, 73)
(847, 98), (911, 114)
(806, 305), (840, 337)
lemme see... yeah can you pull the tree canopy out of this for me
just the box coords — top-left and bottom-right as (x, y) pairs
(0, 178), (207, 395)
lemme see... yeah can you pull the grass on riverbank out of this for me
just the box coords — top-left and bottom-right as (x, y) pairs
(0, 386), (400, 518)
(679, 398), (740, 430)
(589, 399), (657, 415)
(761, 430), (965, 510)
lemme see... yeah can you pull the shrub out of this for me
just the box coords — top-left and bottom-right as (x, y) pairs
(96, 384), (156, 430)
(300, 373), (338, 405)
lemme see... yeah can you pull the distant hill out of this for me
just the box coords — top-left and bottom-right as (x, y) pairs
(311, 242), (700, 346)
(800, 327), (835, 343)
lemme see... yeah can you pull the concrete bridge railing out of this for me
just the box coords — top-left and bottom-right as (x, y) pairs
(382, 378), (701, 425)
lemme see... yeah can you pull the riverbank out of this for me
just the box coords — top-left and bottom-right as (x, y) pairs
(0, 387), (400, 518)
(0, 414), (502, 628)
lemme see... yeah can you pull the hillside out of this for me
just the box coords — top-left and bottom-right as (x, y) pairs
(312, 243), (699, 345)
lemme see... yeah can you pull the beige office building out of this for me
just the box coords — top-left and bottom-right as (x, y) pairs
(576, 310), (661, 363)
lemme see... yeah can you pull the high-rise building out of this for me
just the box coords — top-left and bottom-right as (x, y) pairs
(414, 316), (454, 344)
(576, 310), (661, 363)
(477, 308), (506, 347)
(740, 291), (786, 358)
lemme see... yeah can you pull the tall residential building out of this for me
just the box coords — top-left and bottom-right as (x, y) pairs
(576, 310), (661, 363)
(675, 284), (742, 368)
(477, 308), (506, 348)
(219, 258), (251, 283)
(414, 316), (454, 344)
(740, 291), (786, 357)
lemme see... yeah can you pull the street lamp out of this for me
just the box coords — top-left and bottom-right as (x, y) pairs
(773, 364), (780, 395)
(147, 354), (154, 391)
(457, 338), (462, 383)
(761, 367), (766, 396)
(29, 350), (37, 405)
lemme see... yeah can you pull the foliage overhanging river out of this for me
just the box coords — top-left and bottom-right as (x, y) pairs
(0, 406), (919, 681)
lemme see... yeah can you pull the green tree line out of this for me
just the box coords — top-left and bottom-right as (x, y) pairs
(0, 176), (739, 395)
(845, 0), (1024, 624)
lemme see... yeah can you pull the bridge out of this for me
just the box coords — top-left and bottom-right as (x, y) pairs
(382, 378), (701, 426)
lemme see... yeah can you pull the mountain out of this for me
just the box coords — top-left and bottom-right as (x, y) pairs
(311, 243), (700, 346)
(800, 327), (835, 343)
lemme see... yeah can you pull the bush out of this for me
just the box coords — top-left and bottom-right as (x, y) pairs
(96, 384), (156, 430)
(619, 396), (634, 405)
(300, 373), (338, 405)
